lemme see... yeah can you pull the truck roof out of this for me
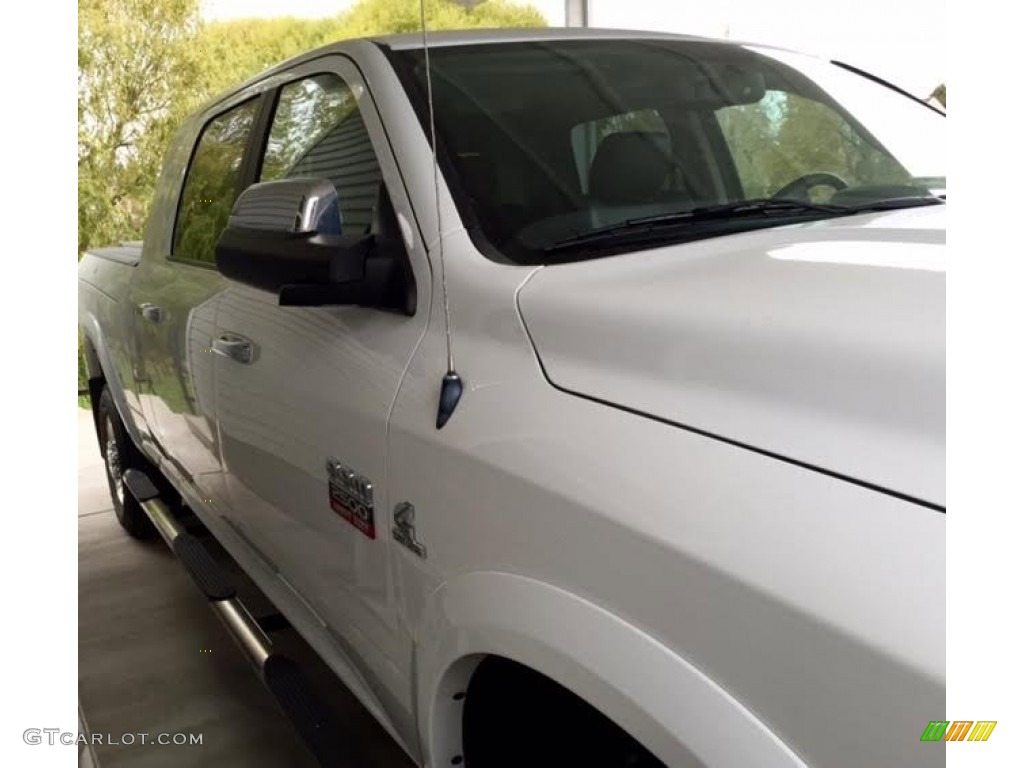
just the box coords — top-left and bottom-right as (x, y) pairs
(373, 27), (714, 50)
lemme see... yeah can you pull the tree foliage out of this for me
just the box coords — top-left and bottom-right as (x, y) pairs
(193, 16), (342, 101)
(341, 0), (545, 38)
(173, 100), (260, 264)
(78, 0), (546, 256)
(78, 0), (203, 252)
(717, 92), (910, 200)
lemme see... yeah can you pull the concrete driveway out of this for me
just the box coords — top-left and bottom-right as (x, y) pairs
(78, 408), (410, 768)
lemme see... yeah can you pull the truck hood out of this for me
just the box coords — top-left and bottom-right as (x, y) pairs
(518, 206), (945, 508)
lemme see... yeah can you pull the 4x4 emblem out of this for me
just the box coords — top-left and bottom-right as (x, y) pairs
(392, 502), (427, 558)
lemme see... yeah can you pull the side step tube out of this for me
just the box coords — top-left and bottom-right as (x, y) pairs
(123, 469), (360, 767)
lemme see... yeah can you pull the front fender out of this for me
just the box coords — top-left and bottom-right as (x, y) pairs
(415, 571), (806, 768)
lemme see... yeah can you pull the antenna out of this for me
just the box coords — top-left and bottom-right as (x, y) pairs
(420, 0), (463, 429)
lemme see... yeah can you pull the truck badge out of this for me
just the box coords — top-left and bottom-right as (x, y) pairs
(392, 502), (427, 558)
(326, 458), (375, 539)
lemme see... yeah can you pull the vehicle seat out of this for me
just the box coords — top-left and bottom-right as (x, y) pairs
(457, 151), (532, 237)
(588, 132), (675, 205)
(585, 132), (693, 229)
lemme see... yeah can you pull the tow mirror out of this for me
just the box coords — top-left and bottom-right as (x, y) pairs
(215, 178), (409, 310)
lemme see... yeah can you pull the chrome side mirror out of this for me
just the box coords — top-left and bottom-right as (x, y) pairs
(216, 177), (401, 308)
(227, 177), (344, 237)
(216, 177), (413, 313)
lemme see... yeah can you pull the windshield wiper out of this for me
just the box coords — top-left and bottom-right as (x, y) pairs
(635, 195), (944, 226)
(634, 198), (850, 225)
(543, 196), (943, 255)
(544, 199), (843, 254)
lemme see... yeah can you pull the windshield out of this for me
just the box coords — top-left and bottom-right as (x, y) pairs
(394, 39), (945, 265)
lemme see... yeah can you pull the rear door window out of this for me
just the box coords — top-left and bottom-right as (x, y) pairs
(173, 99), (259, 265)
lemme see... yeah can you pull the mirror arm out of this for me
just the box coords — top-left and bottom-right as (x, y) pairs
(217, 227), (367, 287)
(279, 244), (401, 308)
(279, 283), (362, 307)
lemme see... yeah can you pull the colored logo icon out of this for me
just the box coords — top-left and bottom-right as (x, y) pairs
(921, 721), (997, 742)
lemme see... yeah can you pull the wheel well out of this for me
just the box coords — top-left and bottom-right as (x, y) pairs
(82, 336), (107, 443)
(460, 656), (664, 767)
(88, 361), (183, 515)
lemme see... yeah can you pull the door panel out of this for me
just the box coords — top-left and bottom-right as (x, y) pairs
(132, 97), (261, 485)
(132, 261), (223, 480)
(212, 58), (430, 740)
(216, 287), (411, 627)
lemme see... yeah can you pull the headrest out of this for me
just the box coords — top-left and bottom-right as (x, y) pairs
(589, 132), (672, 204)
(456, 152), (497, 199)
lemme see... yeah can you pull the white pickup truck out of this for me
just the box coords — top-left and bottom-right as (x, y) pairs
(79, 28), (945, 768)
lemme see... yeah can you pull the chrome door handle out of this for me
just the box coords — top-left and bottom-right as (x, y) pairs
(138, 303), (164, 323)
(212, 333), (256, 364)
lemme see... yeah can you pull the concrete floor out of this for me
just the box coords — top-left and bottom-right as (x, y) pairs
(78, 409), (413, 767)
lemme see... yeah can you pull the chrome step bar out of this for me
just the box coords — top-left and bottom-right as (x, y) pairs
(122, 469), (359, 767)
(122, 469), (271, 668)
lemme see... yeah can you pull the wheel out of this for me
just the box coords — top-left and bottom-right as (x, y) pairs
(772, 171), (849, 202)
(96, 387), (156, 539)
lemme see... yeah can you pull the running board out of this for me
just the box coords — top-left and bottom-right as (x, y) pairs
(122, 469), (362, 767)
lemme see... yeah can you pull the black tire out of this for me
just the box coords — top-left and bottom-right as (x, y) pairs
(96, 387), (157, 539)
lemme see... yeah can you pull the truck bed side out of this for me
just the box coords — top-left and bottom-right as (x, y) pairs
(79, 245), (147, 446)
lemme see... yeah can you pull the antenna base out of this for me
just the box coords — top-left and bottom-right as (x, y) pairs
(436, 371), (463, 429)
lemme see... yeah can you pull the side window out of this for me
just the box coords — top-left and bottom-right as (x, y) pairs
(260, 74), (383, 234)
(716, 92), (910, 200)
(173, 99), (259, 264)
(570, 109), (669, 194)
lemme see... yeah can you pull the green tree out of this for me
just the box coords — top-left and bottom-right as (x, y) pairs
(341, 0), (545, 37)
(193, 16), (344, 100)
(718, 92), (910, 200)
(716, 97), (781, 198)
(930, 84), (946, 107)
(174, 101), (261, 265)
(195, 1), (546, 101)
(78, 0), (203, 253)
(771, 94), (907, 192)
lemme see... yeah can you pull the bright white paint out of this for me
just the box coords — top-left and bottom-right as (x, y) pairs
(519, 205), (946, 506)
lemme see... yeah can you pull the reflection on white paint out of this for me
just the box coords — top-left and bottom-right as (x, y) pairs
(397, 212), (414, 251)
(768, 241), (945, 272)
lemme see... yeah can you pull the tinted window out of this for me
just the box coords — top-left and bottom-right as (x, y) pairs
(396, 41), (944, 265)
(173, 99), (258, 264)
(571, 109), (670, 193)
(260, 74), (382, 235)
(716, 92), (910, 201)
